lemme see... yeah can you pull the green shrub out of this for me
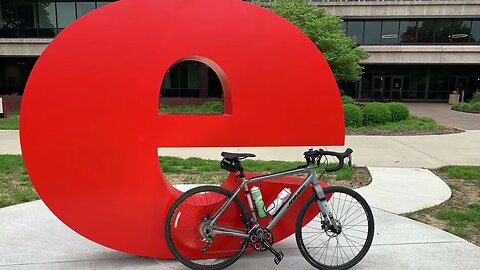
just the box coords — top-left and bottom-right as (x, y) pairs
(387, 102), (410, 122)
(451, 103), (461, 111)
(470, 102), (480, 112)
(342, 95), (355, 105)
(363, 102), (392, 125)
(452, 102), (471, 112)
(459, 103), (472, 111)
(201, 101), (224, 113)
(470, 91), (480, 104)
(343, 104), (363, 127)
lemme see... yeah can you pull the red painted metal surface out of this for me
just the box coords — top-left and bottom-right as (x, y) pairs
(20, 0), (344, 258)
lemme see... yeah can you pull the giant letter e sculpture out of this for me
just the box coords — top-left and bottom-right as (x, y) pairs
(20, 0), (345, 259)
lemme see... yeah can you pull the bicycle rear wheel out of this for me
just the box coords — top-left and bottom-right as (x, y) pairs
(296, 186), (374, 270)
(165, 185), (250, 270)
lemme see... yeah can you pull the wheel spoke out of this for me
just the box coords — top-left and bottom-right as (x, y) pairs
(297, 187), (374, 269)
(166, 186), (249, 269)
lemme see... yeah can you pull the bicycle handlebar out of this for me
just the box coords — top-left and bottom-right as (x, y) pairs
(303, 148), (353, 172)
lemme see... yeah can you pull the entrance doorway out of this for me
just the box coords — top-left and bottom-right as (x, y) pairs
(371, 76), (385, 101)
(372, 75), (403, 101)
(390, 76), (403, 101)
(455, 76), (468, 102)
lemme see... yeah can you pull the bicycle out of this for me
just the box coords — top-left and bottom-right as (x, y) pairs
(165, 148), (374, 270)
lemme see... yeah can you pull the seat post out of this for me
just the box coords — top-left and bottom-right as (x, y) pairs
(238, 160), (245, 178)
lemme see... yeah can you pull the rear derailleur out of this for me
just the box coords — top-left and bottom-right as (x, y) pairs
(249, 227), (284, 265)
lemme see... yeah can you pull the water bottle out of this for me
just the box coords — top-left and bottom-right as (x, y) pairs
(267, 188), (291, 216)
(250, 186), (267, 218)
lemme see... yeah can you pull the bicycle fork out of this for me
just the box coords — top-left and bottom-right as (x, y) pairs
(312, 176), (341, 233)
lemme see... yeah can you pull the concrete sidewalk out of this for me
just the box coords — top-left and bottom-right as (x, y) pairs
(2, 109), (479, 269)
(356, 167), (451, 214)
(2, 130), (480, 168)
(407, 103), (480, 130)
(158, 130), (480, 168)
(0, 175), (478, 270)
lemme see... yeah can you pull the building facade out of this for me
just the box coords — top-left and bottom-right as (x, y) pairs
(0, 0), (479, 105)
(316, 0), (480, 102)
(0, 0), (225, 108)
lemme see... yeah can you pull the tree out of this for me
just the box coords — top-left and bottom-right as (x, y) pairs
(262, 0), (369, 81)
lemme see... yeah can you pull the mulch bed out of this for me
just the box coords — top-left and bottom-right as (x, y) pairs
(404, 169), (480, 246)
(322, 167), (371, 189)
(347, 126), (464, 136)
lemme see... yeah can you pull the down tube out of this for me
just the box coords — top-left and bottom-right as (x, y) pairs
(266, 173), (317, 231)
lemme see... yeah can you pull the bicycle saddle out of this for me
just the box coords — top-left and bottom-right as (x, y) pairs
(221, 152), (256, 160)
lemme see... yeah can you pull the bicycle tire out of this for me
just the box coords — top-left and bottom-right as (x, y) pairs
(165, 185), (250, 270)
(296, 186), (374, 270)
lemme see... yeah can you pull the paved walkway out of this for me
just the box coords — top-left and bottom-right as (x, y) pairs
(0, 173), (478, 270)
(1, 128), (479, 268)
(2, 130), (480, 168)
(356, 167), (451, 214)
(407, 103), (480, 130)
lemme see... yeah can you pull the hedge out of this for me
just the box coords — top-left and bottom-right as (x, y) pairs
(388, 102), (410, 122)
(342, 96), (355, 105)
(343, 104), (363, 127)
(363, 102), (392, 125)
(452, 102), (480, 113)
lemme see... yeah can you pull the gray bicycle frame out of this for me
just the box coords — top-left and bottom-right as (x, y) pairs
(210, 164), (333, 239)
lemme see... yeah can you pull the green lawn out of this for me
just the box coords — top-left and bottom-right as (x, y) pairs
(0, 103), (225, 131)
(0, 155), (356, 208)
(439, 165), (480, 187)
(347, 116), (453, 134)
(160, 101), (224, 114)
(405, 165), (480, 245)
(436, 204), (480, 239)
(160, 156), (354, 184)
(0, 110), (451, 136)
(0, 111), (19, 130)
(0, 155), (37, 208)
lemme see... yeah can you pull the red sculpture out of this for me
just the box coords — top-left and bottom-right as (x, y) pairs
(20, 0), (344, 258)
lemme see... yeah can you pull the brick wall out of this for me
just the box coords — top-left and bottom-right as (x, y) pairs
(0, 95), (22, 112)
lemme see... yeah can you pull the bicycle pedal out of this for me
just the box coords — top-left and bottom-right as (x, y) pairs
(273, 250), (284, 265)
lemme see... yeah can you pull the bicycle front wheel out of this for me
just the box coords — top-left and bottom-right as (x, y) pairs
(296, 186), (374, 270)
(165, 185), (250, 270)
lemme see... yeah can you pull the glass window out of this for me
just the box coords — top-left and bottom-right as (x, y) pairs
(77, 2), (96, 18)
(187, 62), (199, 89)
(38, 1), (56, 29)
(346, 21), (364, 44)
(57, 2), (76, 28)
(428, 66), (449, 99)
(17, 1), (36, 28)
(5, 61), (26, 87)
(408, 66), (428, 99)
(434, 19), (452, 43)
(399, 20), (417, 43)
(1, 2), (17, 29)
(37, 28), (56, 37)
(178, 62), (189, 89)
(417, 20), (435, 43)
(471, 20), (480, 43)
(451, 20), (472, 43)
(364, 21), (381, 45)
(381, 20), (399, 44)
(97, 2), (113, 8)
